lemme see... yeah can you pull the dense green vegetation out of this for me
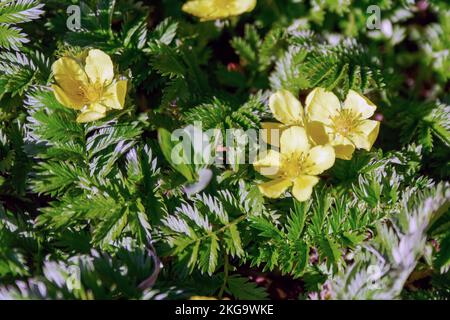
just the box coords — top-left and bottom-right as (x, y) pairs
(0, 0), (449, 300)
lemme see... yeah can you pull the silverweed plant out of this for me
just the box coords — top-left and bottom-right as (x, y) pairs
(0, 0), (449, 301)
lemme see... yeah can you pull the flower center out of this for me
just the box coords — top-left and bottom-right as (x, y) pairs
(281, 152), (306, 180)
(78, 82), (104, 104)
(331, 110), (360, 137)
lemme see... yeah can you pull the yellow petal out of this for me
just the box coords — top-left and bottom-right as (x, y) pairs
(190, 296), (218, 300)
(258, 178), (292, 198)
(261, 122), (284, 148)
(89, 103), (107, 114)
(253, 150), (282, 177)
(304, 145), (335, 175)
(343, 90), (377, 119)
(332, 136), (355, 160)
(76, 110), (105, 123)
(52, 84), (85, 110)
(116, 80), (127, 107)
(351, 120), (380, 151)
(236, 0), (257, 13)
(292, 175), (319, 202)
(183, 0), (226, 20)
(182, 0), (256, 20)
(269, 89), (303, 125)
(280, 126), (310, 155)
(52, 57), (88, 93)
(84, 49), (114, 84)
(305, 88), (340, 125)
(101, 81), (126, 110)
(182, 0), (214, 19)
(306, 121), (330, 146)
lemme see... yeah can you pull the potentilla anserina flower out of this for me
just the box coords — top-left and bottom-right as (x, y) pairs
(305, 88), (380, 160)
(254, 126), (335, 202)
(51, 49), (127, 123)
(182, 0), (256, 21)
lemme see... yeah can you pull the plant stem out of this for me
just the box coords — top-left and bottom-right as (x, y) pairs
(218, 253), (229, 298)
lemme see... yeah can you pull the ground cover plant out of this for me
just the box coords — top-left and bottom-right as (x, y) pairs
(0, 0), (449, 300)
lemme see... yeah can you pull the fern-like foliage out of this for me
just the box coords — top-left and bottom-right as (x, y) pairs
(161, 190), (258, 276)
(0, 247), (158, 299)
(248, 187), (386, 276)
(24, 88), (165, 250)
(0, 0), (448, 302)
(0, 0), (44, 51)
(331, 182), (450, 299)
(387, 100), (450, 153)
(270, 37), (385, 98)
(231, 24), (385, 97)
(182, 94), (266, 131)
(0, 208), (30, 278)
(0, 51), (50, 97)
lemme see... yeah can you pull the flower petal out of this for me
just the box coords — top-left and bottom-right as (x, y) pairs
(292, 175), (319, 202)
(52, 84), (85, 110)
(253, 150), (282, 177)
(76, 110), (105, 123)
(280, 126), (310, 155)
(306, 121), (330, 145)
(84, 49), (114, 84)
(304, 145), (335, 175)
(182, 0), (256, 20)
(101, 81), (126, 110)
(89, 103), (107, 114)
(183, 0), (228, 20)
(258, 178), (292, 198)
(332, 136), (355, 160)
(351, 120), (380, 151)
(182, 1), (215, 20)
(234, 0), (257, 13)
(343, 90), (377, 119)
(305, 88), (341, 125)
(261, 122), (284, 148)
(269, 89), (303, 125)
(52, 57), (88, 93)
(116, 80), (127, 107)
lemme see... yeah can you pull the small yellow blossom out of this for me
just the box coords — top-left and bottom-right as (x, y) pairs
(182, 0), (256, 21)
(261, 89), (305, 147)
(51, 49), (127, 123)
(190, 296), (218, 300)
(254, 126), (335, 202)
(305, 88), (380, 160)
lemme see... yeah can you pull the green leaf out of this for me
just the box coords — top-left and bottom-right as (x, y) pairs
(318, 236), (342, 271)
(435, 233), (450, 271)
(157, 127), (195, 182)
(292, 241), (309, 277)
(92, 208), (129, 248)
(223, 224), (244, 258)
(151, 18), (178, 45)
(198, 233), (219, 275)
(0, 25), (28, 50)
(226, 275), (268, 300)
(287, 199), (310, 241)
(0, 0), (44, 24)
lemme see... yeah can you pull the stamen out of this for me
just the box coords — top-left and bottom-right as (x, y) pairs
(331, 109), (361, 137)
(281, 152), (307, 180)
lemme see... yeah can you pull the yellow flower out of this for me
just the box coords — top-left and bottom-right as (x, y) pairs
(254, 126), (335, 202)
(261, 89), (305, 147)
(51, 49), (127, 123)
(305, 88), (380, 160)
(190, 296), (218, 300)
(182, 0), (256, 21)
